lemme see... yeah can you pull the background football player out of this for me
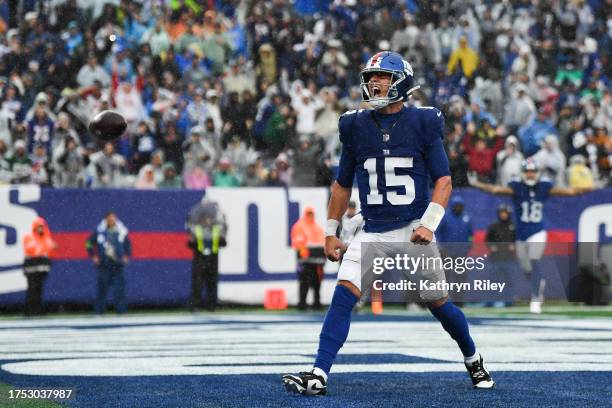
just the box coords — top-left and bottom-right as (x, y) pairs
(469, 159), (593, 313)
(282, 51), (495, 396)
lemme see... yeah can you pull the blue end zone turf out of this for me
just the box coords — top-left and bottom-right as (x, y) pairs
(0, 313), (610, 407)
(0, 371), (610, 407)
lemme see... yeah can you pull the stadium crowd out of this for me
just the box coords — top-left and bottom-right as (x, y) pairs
(0, 0), (610, 190)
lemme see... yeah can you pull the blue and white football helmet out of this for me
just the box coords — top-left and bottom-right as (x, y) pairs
(521, 158), (540, 186)
(360, 51), (420, 109)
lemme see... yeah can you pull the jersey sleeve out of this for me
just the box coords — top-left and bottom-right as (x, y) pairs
(422, 107), (445, 147)
(425, 135), (451, 181)
(421, 107), (449, 181)
(507, 177), (521, 193)
(539, 178), (554, 199)
(336, 112), (357, 188)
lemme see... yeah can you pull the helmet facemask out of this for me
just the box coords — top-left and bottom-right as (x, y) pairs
(360, 69), (405, 109)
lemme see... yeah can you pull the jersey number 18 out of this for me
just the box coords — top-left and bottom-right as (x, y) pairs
(520, 201), (543, 223)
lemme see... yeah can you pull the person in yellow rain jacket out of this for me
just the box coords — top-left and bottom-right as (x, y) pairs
(447, 36), (479, 78)
(567, 155), (595, 189)
(291, 206), (325, 310)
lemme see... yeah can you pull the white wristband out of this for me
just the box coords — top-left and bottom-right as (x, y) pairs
(420, 202), (445, 232)
(325, 219), (340, 237)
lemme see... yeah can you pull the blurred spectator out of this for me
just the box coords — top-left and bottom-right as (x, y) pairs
(503, 84), (536, 133)
(88, 142), (127, 188)
(27, 104), (54, 156)
(183, 126), (217, 178)
(464, 122), (499, 182)
(159, 125), (184, 173)
(532, 135), (567, 186)
(113, 79), (144, 125)
(77, 53), (110, 88)
(213, 157), (240, 187)
(445, 123), (468, 187)
(340, 87), (362, 112)
(263, 102), (293, 156)
(53, 135), (85, 187)
(0, 140), (11, 184)
(572, 128), (609, 182)
(223, 136), (249, 176)
(447, 36), (478, 78)
(292, 135), (319, 187)
(30, 143), (50, 185)
(187, 88), (211, 129)
(518, 108), (558, 157)
(256, 43), (277, 86)
(7, 140), (32, 183)
(496, 135), (524, 186)
(485, 204), (516, 307)
(23, 216), (57, 316)
(223, 59), (255, 97)
(292, 89), (323, 140)
(315, 88), (342, 155)
(437, 196), (474, 248)
(265, 167), (284, 187)
(132, 121), (156, 172)
(567, 155), (595, 188)
(0, 0), (607, 190)
(150, 149), (165, 184)
(135, 164), (157, 189)
(275, 153), (292, 186)
(184, 166), (211, 190)
(141, 20), (170, 56)
(86, 211), (131, 315)
(52, 113), (80, 153)
(242, 160), (264, 187)
(158, 163), (182, 188)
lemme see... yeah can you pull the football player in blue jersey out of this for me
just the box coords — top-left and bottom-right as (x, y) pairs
(469, 159), (592, 313)
(282, 51), (495, 395)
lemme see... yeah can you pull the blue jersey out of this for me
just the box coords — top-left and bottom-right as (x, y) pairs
(336, 106), (450, 233)
(508, 178), (553, 240)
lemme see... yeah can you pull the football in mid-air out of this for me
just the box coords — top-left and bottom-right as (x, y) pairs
(89, 110), (127, 141)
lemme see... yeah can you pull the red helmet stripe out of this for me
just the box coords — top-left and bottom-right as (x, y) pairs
(369, 52), (383, 67)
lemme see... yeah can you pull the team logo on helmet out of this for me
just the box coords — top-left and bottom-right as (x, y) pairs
(360, 51), (419, 109)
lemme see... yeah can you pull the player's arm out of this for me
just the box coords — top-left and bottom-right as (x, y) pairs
(468, 172), (513, 195)
(549, 186), (594, 196)
(325, 181), (351, 261)
(411, 114), (453, 245)
(326, 113), (356, 261)
(411, 176), (452, 244)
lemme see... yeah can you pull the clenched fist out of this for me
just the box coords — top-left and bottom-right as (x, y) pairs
(325, 235), (347, 262)
(410, 226), (433, 245)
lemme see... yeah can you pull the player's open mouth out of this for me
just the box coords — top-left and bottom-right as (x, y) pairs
(371, 85), (381, 97)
